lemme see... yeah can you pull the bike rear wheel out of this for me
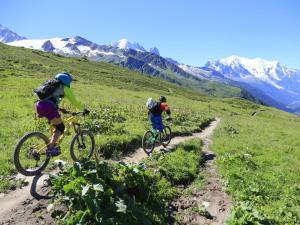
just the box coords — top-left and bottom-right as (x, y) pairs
(161, 125), (172, 146)
(14, 132), (50, 176)
(142, 130), (155, 155)
(70, 129), (95, 162)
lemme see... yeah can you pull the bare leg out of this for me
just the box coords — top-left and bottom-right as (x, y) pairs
(49, 117), (63, 148)
(48, 130), (61, 148)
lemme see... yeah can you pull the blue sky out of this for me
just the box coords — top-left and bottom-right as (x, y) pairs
(1, 0), (300, 68)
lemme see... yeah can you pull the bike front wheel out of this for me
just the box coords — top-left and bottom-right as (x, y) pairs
(14, 132), (50, 176)
(142, 130), (155, 155)
(161, 126), (172, 146)
(70, 129), (95, 162)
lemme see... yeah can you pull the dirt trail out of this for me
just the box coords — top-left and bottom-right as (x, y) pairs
(123, 119), (221, 164)
(172, 118), (232, 225)
(0, 118), (231, 225)
(0, 173), (56, 225)
(124, 118), (232, 224)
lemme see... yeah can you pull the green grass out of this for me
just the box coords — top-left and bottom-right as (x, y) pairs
(0, 43), (212, 191)
(0, 43), (299, 224)
(212, 108), (300, 224)
(143, 138), (204, 185)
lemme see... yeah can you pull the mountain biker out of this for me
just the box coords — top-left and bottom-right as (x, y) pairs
(146, 96), (171, 138)
(35, 72), (89, 156)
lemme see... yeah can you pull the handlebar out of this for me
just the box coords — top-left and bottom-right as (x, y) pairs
(59, 107), (90, 116)
(60, 110), (85, 116)
(71, 112), (84, 116)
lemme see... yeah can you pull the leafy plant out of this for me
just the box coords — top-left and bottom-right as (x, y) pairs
(51, 160), (177, 225)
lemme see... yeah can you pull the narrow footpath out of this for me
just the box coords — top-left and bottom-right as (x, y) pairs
(172, 118), (232, 225)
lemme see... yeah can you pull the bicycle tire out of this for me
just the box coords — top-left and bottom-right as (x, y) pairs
(70, 129), (95, 162)
(142, 130), (155, 155)
(161, 125), (172, 146)
(14, 132), (50, 176)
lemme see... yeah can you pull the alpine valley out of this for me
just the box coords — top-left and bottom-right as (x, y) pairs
(2, 24), (300, 114)
(1, 22), (300, 225)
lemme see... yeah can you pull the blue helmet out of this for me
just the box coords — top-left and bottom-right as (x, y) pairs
(55, 72), (75, 87)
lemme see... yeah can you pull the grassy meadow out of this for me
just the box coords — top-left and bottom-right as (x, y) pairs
(0, 42), (213, 190)
(212, 104), (300, 224)
(0, 43), (299, 224)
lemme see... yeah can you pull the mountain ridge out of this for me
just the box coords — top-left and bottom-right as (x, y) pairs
(6, 35), (246, 99)
(0, 24), (26, 43)
(2, 25), (295, 111)
(201, 56), (300, 114)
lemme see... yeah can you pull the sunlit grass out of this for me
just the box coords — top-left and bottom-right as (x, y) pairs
(0, 43), (299, 223)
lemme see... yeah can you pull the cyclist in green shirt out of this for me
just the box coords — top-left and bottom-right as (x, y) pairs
(35, 72), (89, 156)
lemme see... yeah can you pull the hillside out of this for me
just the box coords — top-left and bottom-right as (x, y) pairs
(0, 43), (299, 224)
(2, 25), (299, 113)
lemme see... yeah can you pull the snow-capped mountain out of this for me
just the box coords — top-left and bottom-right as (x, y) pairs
(7, 23), (296, 109)
(8, 36), (194, 80)
(7, 34), (242, 99)
(202, 56), (300, 113)
(111, 39), (163, 57)
(0, 24), (26, 43)
(8, 36), (124, 59)
(9, 36), (162, 60)
(112, 38), (146, 52)
(205, 56), (289, 88)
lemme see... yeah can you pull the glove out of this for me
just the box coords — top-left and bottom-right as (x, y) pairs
(83, 108), (90, 116)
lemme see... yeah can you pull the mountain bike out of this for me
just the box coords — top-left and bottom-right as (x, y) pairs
(142, 124), (172, 155)
(14, 111), (95, 176)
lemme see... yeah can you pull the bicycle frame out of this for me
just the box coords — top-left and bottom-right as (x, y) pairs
(149, 128), (164, 145)
(35, 114), (81, 154)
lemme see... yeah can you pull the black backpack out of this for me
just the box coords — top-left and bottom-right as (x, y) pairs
(34, 79), (61, 100)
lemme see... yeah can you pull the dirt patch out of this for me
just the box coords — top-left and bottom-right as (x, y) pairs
(0, 173), (57, 225)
